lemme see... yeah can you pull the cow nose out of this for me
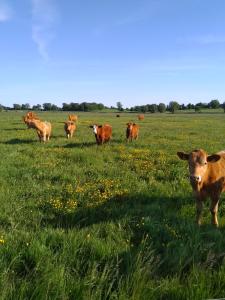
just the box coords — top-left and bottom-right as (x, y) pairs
(190, 175), (201, 182)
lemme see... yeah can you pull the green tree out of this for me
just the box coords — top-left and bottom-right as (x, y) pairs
(158, 103), (166, 113)
(222, 102), (225, 113)
(195, 106), (201, 113)
(209, 99), (220, 109)
(148, 104), (158, 113)
(187, 103), (194, 110)
(21, 103), (30, 110)
(116, 101), (123, 111)
(168, 101), (180, 113)
(32, 104), (42, 111)
(13, 104), (21, 110)
(43, 103), (53, 111)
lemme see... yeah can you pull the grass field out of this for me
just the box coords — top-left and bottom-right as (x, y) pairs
(1, 111), (225, 299)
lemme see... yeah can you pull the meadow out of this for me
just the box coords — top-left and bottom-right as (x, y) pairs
(1, 110), (225, 299)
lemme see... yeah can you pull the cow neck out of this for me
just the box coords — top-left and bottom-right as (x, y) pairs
(199, 165), (212, 190)
(32, 120), (43, 131)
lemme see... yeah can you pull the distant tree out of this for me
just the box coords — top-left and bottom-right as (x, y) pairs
(168, 101), (180, 113)
(180, 104), (186, 110)
(139, 105), (147, 113)
(0, 104), (3, 111)
(187, 103), (194, 110)
(133, 105), (142, 112)
(222, 102), (225, 113)
(158, 103), (166, 113)
(13, 104), (21, 110)
(209, 99), (220, 109)
(62, 102), (106, 111)
(62, 103), (70, 111)
(80, 102), (88, 112)
(195, 106), (201, 113)
(32, 104), (42, 110)
(148, 104), (158, 113)
(51, 104), (60, 111)
(97, 103), (105, 110)
(21, 103), (30, 110)
(43, 103), (53, 111)
(70, 103), (80, 111)
(116, 101), (123, 111)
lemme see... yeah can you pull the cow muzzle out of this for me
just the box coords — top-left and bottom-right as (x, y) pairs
(190, 175), (202, 183)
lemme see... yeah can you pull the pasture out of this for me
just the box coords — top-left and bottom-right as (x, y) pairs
(1, 111), (225, 299)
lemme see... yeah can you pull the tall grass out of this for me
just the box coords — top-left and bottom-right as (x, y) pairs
(1, 111), (225, 299)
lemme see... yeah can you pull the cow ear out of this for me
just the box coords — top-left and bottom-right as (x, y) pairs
(177, 152), (189, 160)
(207, 154), (221, 163)
(89, 125), (93, 128)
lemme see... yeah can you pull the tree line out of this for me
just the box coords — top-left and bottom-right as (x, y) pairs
(0, 99), (225, 113)
(128, 99), (225, 113)
(0, 102), (106, 112)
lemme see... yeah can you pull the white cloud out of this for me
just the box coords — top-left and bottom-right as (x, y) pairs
(0, 1), (12, 22)
(31, 0), (58, 61)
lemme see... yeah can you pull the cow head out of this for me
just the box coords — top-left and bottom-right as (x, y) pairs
(65, 121), (74, 130)
(177, 149), (221, 185)
(89, 124), (99, 134)
(126, 122), (134, 130)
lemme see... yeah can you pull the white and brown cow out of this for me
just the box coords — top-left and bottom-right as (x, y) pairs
(177, 149), (225, 226)
(90, 124), (112, 145)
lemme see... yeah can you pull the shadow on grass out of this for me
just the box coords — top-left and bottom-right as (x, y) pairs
(12, 122), (23, 125)
(39, 192), (225, 278)
(3, 138), (35, 144)
(3, 128), (25, 131)
(64, 141), (97, 148)
(63, 139), (123, 148)
(50, 135), (66, 139)
(40, 192), (192, 230)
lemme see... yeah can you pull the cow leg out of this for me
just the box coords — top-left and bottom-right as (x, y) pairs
(196, 198), (203, 225)
(210, 196), (219, 227)
(37, 131), (42, 142)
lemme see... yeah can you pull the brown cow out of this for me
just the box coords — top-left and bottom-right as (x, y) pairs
(126, 123), (139, 142)
(177, 149), (225, 226)
(68, 114), (78, 122)
(138, 114), (144, 121)
(64, 121), (76, 139)
(23, 112), (40, 128)
(26, 119), (52, 142)
(90, 124), (112, 145)
(27, 111), (38, 119)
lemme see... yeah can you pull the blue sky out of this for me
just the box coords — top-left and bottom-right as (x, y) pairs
(1, 0), (225, 108)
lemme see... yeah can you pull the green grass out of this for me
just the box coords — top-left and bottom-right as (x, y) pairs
(1, 111), (225, 299)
